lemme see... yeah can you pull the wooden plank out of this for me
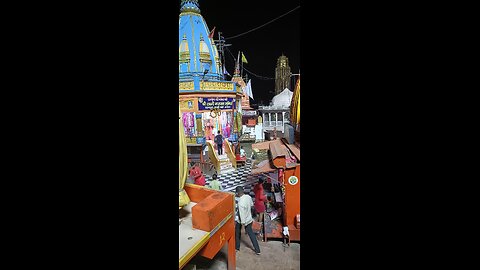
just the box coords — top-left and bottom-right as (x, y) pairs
(252, 140), (272, 150)
(180, 185), (235, 269)
(179, 202), (210, 269)
(184, 184), (216, 203)
(269, 139), (285, 160)
(198, 215), (234, 259)
(283, 142), (300, 161)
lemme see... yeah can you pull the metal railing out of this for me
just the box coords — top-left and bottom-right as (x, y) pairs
(206, 140), (220, 173)
(224, 139), (237, 169)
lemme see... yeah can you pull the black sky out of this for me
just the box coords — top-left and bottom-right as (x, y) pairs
(197, 0), (301, 105)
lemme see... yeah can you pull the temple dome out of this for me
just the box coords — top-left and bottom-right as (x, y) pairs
(179, 34), (190, 60)
(198, 34), (210, 60)
(179, 0), (222, 81)
(271, 88), (293, 108)
(180, 0), (201, 14)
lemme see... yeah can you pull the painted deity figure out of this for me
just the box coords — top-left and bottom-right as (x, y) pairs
(204, 118), (214, 141)
(225, 122), (231, 139)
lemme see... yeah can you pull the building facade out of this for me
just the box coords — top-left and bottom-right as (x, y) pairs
(258, 88), (293, 139)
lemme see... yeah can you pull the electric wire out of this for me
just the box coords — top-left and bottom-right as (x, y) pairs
(224, 6), (300, 40)
(224, 47), (275, 80)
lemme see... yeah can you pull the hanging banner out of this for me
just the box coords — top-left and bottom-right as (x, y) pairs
(198, 97), (236, 111)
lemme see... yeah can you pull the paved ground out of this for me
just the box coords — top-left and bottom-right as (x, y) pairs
(203, 141), (258, 198)
(187, 233), (300, 270)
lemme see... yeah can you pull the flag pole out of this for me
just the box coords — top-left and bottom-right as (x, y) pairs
(219, 31), (224, 80)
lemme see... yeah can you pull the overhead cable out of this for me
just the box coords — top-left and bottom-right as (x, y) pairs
(224, 47), (275, 80)
(224, 6), (300, 40)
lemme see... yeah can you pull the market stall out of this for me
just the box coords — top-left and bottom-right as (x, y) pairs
(251, 138), (300, 242)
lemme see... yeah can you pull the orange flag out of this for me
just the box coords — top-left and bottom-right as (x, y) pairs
(208, 26), (216, 38)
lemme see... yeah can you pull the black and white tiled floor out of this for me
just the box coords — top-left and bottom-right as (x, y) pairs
(204, 160), (259, 198)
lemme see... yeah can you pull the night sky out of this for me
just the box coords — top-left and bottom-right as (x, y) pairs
(196, 0), (301, 106)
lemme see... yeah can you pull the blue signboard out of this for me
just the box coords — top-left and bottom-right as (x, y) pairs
(198, 97), (235, 111)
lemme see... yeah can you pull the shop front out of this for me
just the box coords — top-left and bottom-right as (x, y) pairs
(180, 94), (242, 163)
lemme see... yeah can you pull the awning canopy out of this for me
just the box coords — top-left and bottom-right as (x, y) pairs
(252, 139), (281, 150)
(282, 138), (300, 162)
(269, 139), (286, 160)
(251, 159), (276, 174)
(251, 139), (299, 171)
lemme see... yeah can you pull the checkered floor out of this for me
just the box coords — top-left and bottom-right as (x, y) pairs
(204, 159), (258, 197)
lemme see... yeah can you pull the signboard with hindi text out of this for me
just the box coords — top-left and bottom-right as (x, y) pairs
(198, 97), (235, 111)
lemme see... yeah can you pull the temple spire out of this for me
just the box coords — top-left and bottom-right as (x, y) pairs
(234, 51), (240, 76)
(180, 0), (200, 14)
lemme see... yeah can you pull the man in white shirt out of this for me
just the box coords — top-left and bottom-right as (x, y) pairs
(235, 186), (261, 255)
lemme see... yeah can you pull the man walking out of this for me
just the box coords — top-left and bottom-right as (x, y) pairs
(214, 130), (223, 155)
(234, 186), (261, 255)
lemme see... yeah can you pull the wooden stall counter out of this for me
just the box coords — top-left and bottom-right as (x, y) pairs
(179, 184), (236, 270)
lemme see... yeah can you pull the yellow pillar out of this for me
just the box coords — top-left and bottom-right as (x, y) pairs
(179, 108), (190, 208)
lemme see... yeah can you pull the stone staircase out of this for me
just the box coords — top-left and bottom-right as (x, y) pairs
(217, 154), (235, 175)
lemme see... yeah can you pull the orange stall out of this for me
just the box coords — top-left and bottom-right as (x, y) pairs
(251, 138), (300, 243)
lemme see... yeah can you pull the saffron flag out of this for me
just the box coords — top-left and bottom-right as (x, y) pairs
(208, 26), (216, 38)
(241, 52), (248, 64)
(290, 76), (300, 129)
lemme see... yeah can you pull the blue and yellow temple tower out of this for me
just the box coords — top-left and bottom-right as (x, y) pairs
(179, 0), (243, 161)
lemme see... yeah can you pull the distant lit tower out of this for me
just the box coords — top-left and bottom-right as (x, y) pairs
(275, 54), (291, 95)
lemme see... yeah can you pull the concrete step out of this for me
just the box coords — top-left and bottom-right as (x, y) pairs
(219, 159), (232, 165)
(218, 167), (236, 175)
(220, 162), (232, 168)
(220, 163), (233, 170)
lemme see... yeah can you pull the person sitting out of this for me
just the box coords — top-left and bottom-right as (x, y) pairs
(236, 146), (247, 166)
(189, 161), (198, 178)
